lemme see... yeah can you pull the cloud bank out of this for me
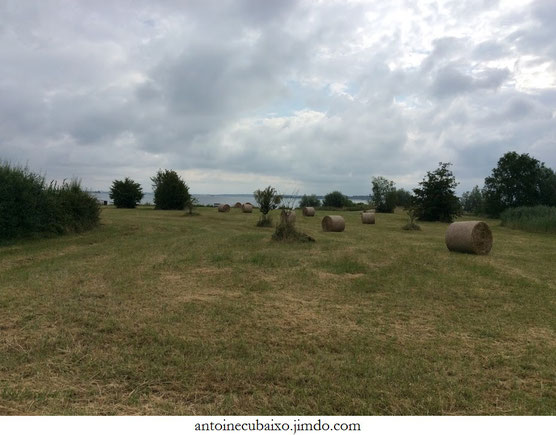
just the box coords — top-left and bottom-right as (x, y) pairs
(1, 0), (555, 194)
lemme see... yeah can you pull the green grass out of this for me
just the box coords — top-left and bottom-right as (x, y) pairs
(500, 205), (556, 233)
(0, 207), (555, 415)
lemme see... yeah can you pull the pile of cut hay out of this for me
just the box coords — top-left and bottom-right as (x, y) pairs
(217, 204), (230, 212)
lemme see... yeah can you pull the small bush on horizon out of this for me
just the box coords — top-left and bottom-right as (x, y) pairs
(254, 186), (282, 227)
(299, 194), (321, 208)
(109, 177), (144, 208)
(151, 169), (191, 210)
(322, 191), (353, 208)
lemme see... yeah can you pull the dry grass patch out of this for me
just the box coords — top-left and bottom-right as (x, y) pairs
(0, 207), (554, 415)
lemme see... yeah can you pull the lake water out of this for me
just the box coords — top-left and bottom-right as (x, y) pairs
(89, 192), (258, 206)
(89, 192), (370, 206)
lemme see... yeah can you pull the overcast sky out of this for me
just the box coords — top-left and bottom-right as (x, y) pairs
(1, 0), (555, 194)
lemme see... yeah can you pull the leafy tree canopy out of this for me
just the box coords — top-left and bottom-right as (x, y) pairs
(151, 169), (191, 210)
(413, 162), (462, 222)
(322, 191), (352, 208)
(371, 176), (396, 213)
(299, 194), (321, 208)
(254, 186), (282, 216)
(461, 185), (484, 215)
(484, 151), (556, 217)
(109, 177), (144, 208)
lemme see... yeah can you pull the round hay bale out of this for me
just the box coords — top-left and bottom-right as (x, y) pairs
(281, 209), (296, 224)
(233, 202), (242, 208)
(302, 206), (315, 217)
(445, 221), (493, 255)
(217, 204), (230, 212)
(242, 203), (253, 213)
(321, 215), (345, 232)
(361, 212), (375, 224)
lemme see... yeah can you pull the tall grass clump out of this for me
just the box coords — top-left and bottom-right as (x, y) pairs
(500, 205), (556, 233)
(0, 162), (100, 241)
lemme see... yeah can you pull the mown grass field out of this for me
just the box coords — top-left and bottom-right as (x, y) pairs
(0, 207), (555, 415)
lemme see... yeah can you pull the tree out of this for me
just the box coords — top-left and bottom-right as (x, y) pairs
(254, 186), (282, 227)
(540, 167), (556, 207)
(461, 185), (484, 215)
(299, 194), (321, 208)
(413, 162), (462, 222)
(394, 188), (412, 208)
(323, 191), (352, 208)
(483, 152), (556, 217)
(151, 169), (191, 210)
(109, 177), (144, 208)
(185, 196), (199, 215)
(371, 176), (396, 213)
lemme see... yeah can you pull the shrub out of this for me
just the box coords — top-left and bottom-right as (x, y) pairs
(299, 194), (321, 208)
(500, 205), (556, 233)
(322, 191), (353, 208)
(254, 186), (282, 227)
(371, 176), (396, 213)
(185, 196), (199, 215)
(0, 162), (99, 241)
(48, 180), (101, 233)
(402, 207), (421, 231)
(151, 169), (191, 210)
(413, 162), (462, 222)
(271, 220), (315, 242)
(109, 177), (144, 208)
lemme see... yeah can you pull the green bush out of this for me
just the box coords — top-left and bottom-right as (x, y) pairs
(254, 186), (282, 227)
(109, 177), (144, 208)
(322, 191), (353, 208)
(0, 162), (100, 241)
(271, 220), (315, 242)
(500, 206), (556, 233)
(151, 169), (191, 210)
(299, 194), (321, 208)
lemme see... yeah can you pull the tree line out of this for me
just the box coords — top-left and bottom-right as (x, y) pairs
(110, 151), (556, 224)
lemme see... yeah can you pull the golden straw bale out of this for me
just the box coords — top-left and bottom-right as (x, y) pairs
(361, 212), (375, 224)
(321, 215), (345, 232)
(445, 221), (493, 255)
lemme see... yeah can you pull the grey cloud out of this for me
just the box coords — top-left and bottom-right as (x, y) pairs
(430, 66), (473, 97)
(472, 41), (508, 60)
(430, 66), (509, 98)
(0, 1), (555, 195)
